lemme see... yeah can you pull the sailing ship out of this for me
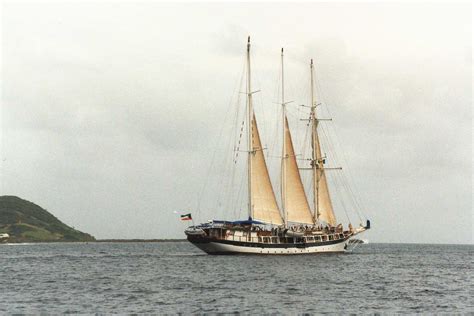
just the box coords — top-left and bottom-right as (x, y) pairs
(184, 37), (370, 254)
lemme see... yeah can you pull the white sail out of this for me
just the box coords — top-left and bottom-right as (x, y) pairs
(315, 134), (336, 226)
(250, 113), (284, 225)
(283, 116), (314, 224)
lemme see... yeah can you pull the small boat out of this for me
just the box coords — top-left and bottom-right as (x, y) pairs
(0, 233), (9, 242)
(184, 227), (206, 236)
(185, 37), (371, 255)
(284, 230), (305, 238)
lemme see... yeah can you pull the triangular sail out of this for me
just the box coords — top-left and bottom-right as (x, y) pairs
(314, 134), (336, 226)
(250, 113), (284, 225)
(283, 116), (314, 224)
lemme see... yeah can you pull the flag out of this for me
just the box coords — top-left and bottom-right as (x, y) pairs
(180, 213), (192, 221)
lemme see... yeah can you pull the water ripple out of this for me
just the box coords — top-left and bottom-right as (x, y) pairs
(0, 242), (471, 313)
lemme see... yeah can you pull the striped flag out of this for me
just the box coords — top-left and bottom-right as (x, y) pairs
(180, 213), (192, 221)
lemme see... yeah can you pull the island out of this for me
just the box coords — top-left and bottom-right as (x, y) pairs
(0, 195), (95, 243)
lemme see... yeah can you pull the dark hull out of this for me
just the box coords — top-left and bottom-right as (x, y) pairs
(187, 234), (350, 255)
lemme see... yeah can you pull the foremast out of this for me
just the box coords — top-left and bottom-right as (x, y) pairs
(310, 59), (319, 222)
(309, 59), (337, 226)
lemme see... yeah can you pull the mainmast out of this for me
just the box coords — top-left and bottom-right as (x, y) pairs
(280, 48), (287, 227)
(281, 50), (314, 226)
(310, 59), (320, 222)
(247, 36), (253, 219)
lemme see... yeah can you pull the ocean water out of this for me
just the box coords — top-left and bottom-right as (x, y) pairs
(0, 242), (472, 313)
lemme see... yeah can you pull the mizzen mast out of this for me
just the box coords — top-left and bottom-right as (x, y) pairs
(246, 37), (283, 225)
(246, 36), (253, 219)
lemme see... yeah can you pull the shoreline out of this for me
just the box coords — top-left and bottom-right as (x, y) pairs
(96, 239), (186, 243)
(1, 239), (187, 244)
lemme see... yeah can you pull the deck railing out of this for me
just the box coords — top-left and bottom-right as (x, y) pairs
(225, 234), (347, 244)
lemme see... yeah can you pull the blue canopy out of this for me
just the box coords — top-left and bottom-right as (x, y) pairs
(212, 219), (266, 225)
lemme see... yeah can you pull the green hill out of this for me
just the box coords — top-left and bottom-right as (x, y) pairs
(0, 196), (95, 242)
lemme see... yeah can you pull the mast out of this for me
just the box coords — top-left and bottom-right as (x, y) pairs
(247, 36), (253, 219)
(310, 59), (320, 222)
(281, 48), (287, 227)
(280, 51), (314, 225)
(245, 38), (283, 226)
(309, 59), (338, 225)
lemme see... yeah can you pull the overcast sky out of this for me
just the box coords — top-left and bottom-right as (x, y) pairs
(1, 1), (471, 243)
